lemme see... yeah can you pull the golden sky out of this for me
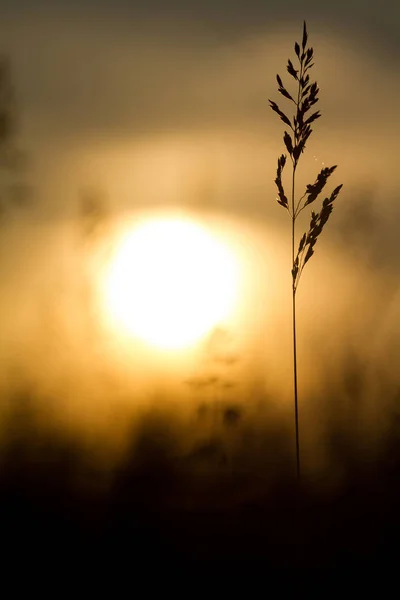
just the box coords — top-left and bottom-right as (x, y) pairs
(0, 7), (399, 473)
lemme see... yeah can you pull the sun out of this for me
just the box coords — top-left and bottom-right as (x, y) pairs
(101, 216), (240, 350)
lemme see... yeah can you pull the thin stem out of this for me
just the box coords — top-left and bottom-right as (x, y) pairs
(292, 287), (300, 481)
(294, 191), (307, 218)
(291, 57), (303, 483)
(291, 167), (301, 483)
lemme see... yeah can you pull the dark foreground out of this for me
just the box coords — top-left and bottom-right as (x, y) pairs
(1, 403), (399, 574)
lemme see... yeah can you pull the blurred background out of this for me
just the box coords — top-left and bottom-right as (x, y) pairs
(0, 0), (399, 570)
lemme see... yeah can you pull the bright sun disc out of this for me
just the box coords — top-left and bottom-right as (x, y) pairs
(102, 217), (240, 350)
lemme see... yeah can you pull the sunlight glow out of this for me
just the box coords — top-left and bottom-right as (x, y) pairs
(102, 216), (240, 350)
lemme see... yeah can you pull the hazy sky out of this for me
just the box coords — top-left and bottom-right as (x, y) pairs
(0, 1), (397, 208)
(1, 0), (399, 42)
(0, 0), (399, 461)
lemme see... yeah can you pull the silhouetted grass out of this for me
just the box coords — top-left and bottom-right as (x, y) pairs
(269, 22), (343, 480)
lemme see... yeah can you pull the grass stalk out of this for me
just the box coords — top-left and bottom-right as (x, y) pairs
(269, 21), (343, 481)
